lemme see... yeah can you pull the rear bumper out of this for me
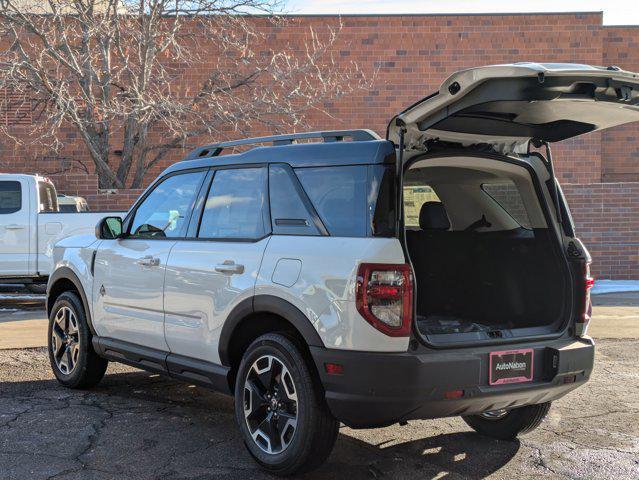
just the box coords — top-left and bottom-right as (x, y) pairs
(310, 337), (594, 428)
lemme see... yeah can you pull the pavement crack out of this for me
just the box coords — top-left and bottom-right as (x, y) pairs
(0, 402), (35, 428)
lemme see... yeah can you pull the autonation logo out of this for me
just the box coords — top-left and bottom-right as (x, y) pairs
(495, 361), (527, 371)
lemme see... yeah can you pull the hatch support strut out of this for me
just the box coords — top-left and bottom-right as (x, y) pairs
(531, 139), (562, 227)
(396, 122), (407, 236)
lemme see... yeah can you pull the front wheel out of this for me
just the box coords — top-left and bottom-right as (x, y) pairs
(234, 333), (339, 476)
(462, 402), (551, 440)
(48, 291), (108, 389)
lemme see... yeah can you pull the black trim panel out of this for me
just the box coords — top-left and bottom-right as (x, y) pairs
(310, 337), (595, 428)
(47, 267), (95, 334)
(217, 295), (325, 367)
(166, 354), (231, 394)
(93, 337), (168, 374)
(92, 337), (231, 394)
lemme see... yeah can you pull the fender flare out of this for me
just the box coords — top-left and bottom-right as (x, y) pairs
(47, 267), (95, 335)
(218, 295), (325, 367)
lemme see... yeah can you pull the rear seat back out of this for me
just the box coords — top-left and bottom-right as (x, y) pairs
(406, 202), (471, 316)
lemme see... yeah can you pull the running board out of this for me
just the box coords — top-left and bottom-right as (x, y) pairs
(92, 337), (231, 394)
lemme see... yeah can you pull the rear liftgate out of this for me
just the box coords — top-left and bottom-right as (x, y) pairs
(388, 63), (636, 347)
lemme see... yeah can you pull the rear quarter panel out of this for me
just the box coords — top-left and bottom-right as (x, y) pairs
(256, 235), (410, 352)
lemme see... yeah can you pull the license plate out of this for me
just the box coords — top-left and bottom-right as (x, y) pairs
(489, 349), (534, 385)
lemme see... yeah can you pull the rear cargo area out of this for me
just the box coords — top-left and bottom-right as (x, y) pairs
(404, 155), (568, 344)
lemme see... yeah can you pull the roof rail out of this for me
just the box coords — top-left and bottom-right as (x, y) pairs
(183, 129), (381, 160)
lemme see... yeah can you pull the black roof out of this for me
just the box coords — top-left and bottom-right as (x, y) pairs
(164, 138), (396, 175)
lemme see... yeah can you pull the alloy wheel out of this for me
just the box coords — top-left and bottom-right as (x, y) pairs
(51, 306), (80, 375)
(243, 354), (298, 454)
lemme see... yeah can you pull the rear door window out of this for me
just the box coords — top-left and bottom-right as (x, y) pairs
(38, 182), (58, 212)
(0, 181), (22, 214)
(198, 167), (268, 240)
(295, 166), (368, 237)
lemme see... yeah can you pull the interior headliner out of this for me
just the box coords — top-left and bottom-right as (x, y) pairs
(405, 156), (548, 230)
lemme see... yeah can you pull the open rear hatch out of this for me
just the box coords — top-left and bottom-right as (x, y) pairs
(388, 63), (639, 347)
(388, 62), (639, 153)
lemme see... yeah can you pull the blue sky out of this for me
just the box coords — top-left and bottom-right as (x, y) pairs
(285, 1), (635, 26)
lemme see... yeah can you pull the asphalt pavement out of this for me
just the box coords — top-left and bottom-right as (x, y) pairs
(0, 286), (638, 479)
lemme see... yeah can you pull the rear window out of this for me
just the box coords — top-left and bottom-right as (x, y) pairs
(481, 181), (532, 229)
(58, 204), (78, 213)
(38, 182), (58, 213)
(0, 181), (22, 214)
(294, 165), (396, 238)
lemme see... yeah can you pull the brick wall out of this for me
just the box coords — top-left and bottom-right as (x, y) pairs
(563, 184), (639, 278)
(0, 12), (609, 185)
(1, 13), (638, 278)
(47, 173), (142, 212)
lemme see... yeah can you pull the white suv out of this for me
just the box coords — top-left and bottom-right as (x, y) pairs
(47, 63), (639, 475)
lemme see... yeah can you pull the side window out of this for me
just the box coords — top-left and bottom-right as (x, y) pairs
(198, 167), (267, 240)
(482, 181), (532, 229)
(403, 185), (440, 228)
(295, 166), (368, 237)
(269, 164), (320, 236)
(130, 171), (205, 238)
(0, 181), (22, 214)
(38, 182), (58, 213)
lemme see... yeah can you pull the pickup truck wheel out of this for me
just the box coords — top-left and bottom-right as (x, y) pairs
(48, 291), (108, 389)
(462, 402), (552, 440)
(234, 333), (339, 476)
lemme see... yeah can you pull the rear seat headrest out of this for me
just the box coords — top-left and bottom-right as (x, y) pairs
(419, 201), (451, 231)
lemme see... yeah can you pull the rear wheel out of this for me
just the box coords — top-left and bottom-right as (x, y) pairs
(462, 402), (551, 440)
(234, 333), (339, 476)
(48, 291), (108, 389)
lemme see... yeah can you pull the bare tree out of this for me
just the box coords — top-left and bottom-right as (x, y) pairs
(0, 0), (367, 188)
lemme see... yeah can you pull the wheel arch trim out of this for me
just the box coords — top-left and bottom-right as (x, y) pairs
(218, 295), (325, 367)
(47, 267), (95, 335)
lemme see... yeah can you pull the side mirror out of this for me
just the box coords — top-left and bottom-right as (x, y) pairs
(96, 216), (123, 239)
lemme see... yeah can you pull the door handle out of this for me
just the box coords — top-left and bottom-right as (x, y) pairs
(215, 260), (245, 275)
(5, 224), (25, 230)
(136, 255), (160, 267)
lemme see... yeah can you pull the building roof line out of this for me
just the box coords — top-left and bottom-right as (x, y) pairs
(276, 11), (604, 18)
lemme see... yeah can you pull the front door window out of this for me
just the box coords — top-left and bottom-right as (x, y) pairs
(130, 171), (205, 238)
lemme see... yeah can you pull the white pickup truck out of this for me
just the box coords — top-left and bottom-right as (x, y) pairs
(0, 174), (125, 285)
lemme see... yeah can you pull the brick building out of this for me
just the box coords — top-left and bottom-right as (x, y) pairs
(1, 12), (638, 278)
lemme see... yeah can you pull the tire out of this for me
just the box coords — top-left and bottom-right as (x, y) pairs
(234, 333), (339, 476)
(48, 291), (108, 389)
(462, 402), (552, 440)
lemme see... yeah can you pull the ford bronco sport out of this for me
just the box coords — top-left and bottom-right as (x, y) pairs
(47, 63), (639, 475)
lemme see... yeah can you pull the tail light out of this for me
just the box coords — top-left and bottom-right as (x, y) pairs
(576, 261), (594, 336)
(356, 263), (413, 337)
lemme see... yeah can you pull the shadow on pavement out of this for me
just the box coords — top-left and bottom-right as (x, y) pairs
(1, 367), (520, 479)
